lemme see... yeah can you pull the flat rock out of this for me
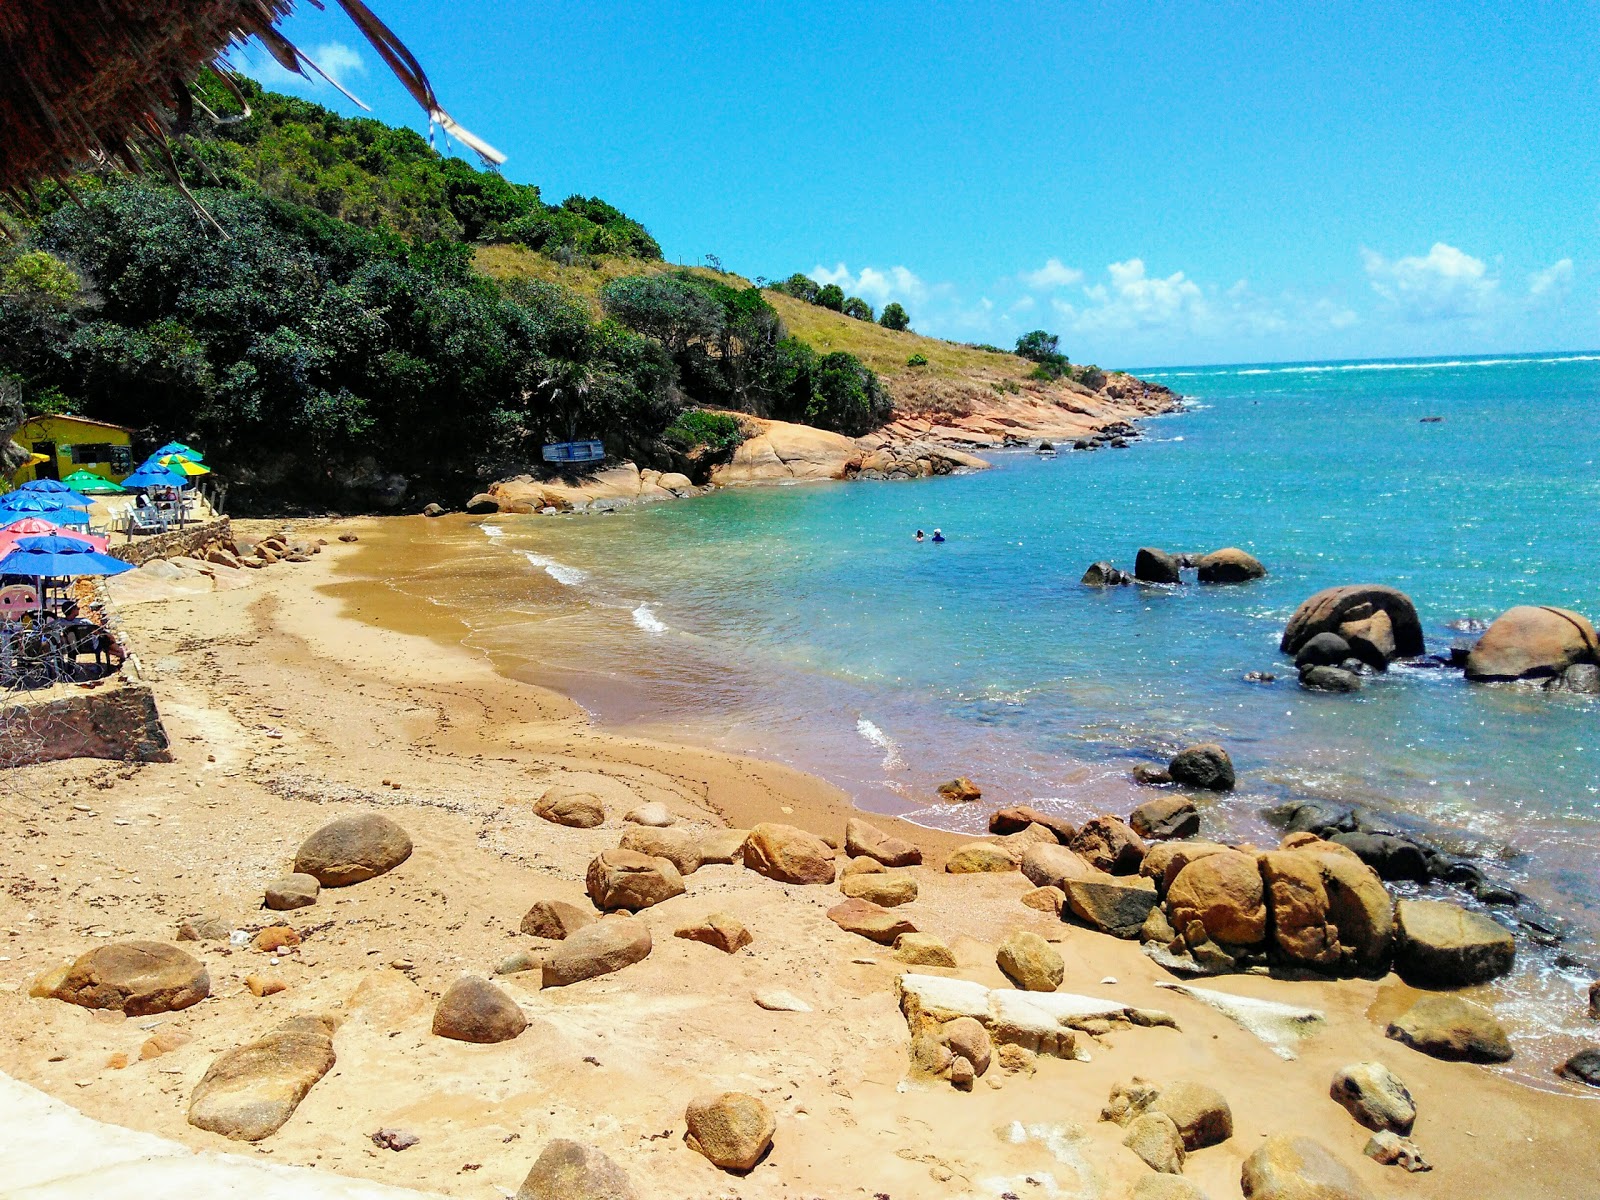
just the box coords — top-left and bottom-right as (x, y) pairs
(1155, 982), (1326, 1061)
(1331, 1062), (1415, 1133)
(619, 825), (704, 875)
(996, 930), (1064, 991)
(263, 874), (320, 911)
(944, 841), (1018, 873)
(1065, 876), (1159, 939)
(844, 817), (923, 866)
(1168, 743), (1235, 791)
(1021, 884), (1066, 915)
(516, 1138), (636, 1200)
(743, 822), (837, 884)
(542, 916), (652, 987)
(187, 1015), (336, 1141)
(1123, 1111), (1185, 1174)
(840, 871), (918, 906)
(894, 933), (957, 967)
(1149, 1079), (1233, 1151)
(698, 828), (750, 865)
(292, 814), (412, 887)
(752, 990), (811, 1012)
(51, 942), (209, 1016)
(1241, 1133), (1374, 1200)
(1129, 795), (1200, 840)
(431, 976), (527, 1043)
(520, 899), (596, 940)
(623, 802), (675, 827)
(989, 805), (1076, 842)
(674, 911), (752, 954)
(1394, 898), (1514, 986)
(684, 1091), (774, 1172)
(1071, 815), (1148, 873)
(533, 787), (606, 829)
(585, 848), (685, 912)
(1386, 993), (1513, 1062)
(1134, 1178), (1212, 1200)
(828, 897), (916, 944)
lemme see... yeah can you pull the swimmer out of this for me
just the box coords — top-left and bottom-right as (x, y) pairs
(931, 528), (945, 543)
(915, 529), (925, 542)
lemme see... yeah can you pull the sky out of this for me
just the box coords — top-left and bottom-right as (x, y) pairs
(234, 2), (1600, 367)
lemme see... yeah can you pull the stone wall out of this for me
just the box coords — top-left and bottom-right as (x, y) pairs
(109, 518), (232, 567)
(0, 683), (171, 767)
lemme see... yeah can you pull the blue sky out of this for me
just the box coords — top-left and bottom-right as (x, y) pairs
(236, 2), (1599, 367)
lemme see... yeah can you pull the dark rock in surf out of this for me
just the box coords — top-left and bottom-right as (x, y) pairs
(1295, 632), (1352, 669)
(1135, 548), (1182, 585)
(1329, 832), (1429, 883)
(1300, 665), (1361, 692)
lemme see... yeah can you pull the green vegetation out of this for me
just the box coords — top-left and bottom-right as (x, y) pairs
(773, 272), (881, 323)
(841, 296), (874, 322)
(879, 302), (910, 331)
(664, 409), (744, 453)
(907, 353), (929, 367)
(1015, 329), (1070, 380)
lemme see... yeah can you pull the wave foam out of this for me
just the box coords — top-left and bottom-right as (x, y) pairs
(856, 717), (907, 771)
(480, 523), (504, 538)
(1145, 353), (1600, 381)
(632, 604), (668, 634)
(522, 552), (587, 586)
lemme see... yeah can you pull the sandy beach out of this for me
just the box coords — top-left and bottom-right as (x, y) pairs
(1, 521), (1596, 1200)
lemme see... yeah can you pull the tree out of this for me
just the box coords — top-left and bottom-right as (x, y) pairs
(599, 274), (724, 356)
(1015, 329), (1062, 362)
(879, 302), (910, 331)
(777, 273), (819, 304)
(816, 283), (845, 311)
(841, 296), (873, 321)
(807, 351), (890, 436)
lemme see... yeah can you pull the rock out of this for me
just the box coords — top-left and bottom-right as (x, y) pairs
(1294, 632), (1352, 668)
(1363, 1131), (1431, 1173)
(1133, 1178), (1212, 1200)
(743, 822), (837, 884)
(996, 930), (1064, 991)
(1135, 547), (1182, 584)
(683, 1091), (774, 1172)
(1558, 662), (1600, 693)
(1003, 823), (1064, 854)
(1261, 845), (1393, 971)
(1330, 1062), (1415, 1134)
(948, 1051), (975, 1089)
(1130, 795), (1200, 840)
(619, 825), (704, 876)
(1021, 885), (1066, 915)
(1141, 905), (1178, 944)
(1167, 744), (1235, 791)
(944, 842), (1018, 873)
(697, 828), (750, 864)
(1259, 851), (1340, 968)
(50, 942), (209, 1016)
(936, 777), (983, 802)
(1195, 547), (1266, 584)
(1557, 1048), (1600, 1088)
(1394, 899), (1514, 985)
(1141, 841), (1230, 894)
(263, 874), (319, 911)
(1123, 1111), (1186, 1174)
(140, 1027), (193, 1060)
(1065, 877), (1161, 938)
(1147, 1080), (1233, 1151)
(894, 933), (957, 967)
(245, 975), (286, 997)
(1241, 1134), (1374, 1200)
(674, 912), (752, 954)
(1167, 850), (1267, 946)
(520, 899), (596, 940)
(422, 503), (445, 517)
(941, 1015), (992, 1075)
(841, 856), (886, 876)
(516, 1139), (637, 1200)
(1272, 799), (1359, 837)
(1021, 842), (1105, 889)
(989, 806), (1076, 842)
(1386, 993), (1513, 1062)
(1341, 610), (1396, 669)
(1281, 586), (1424, 660)
(176, 916), (231, 942)
(187, 1015), (337, 1141)
(533, 788), (606, 829)
(585, 848), (685, 912)
(1101, 1077), (1161, 1125)
(371, 1128), (420, 1151)
(345, 969), (426, 1029)
(1591, 979), (1600, 1020)
(497, 951), (543, 976)
(844, 817), (922, 866)
(752, 990), (812, 1012)
(431, 976), (527, 1043)
(840, 872), (918, 906)
(1329, 832), (1429, 883)
(1133, 764), (1174, 786)
(292, 813), (412, 887)
(253, 925), (300, 953)
(1071, 815), (1147, 873)
(1465, 605), (1600, 682)
(1081, 560), (1119, 587)
(623, 801), (674, 827)
(828, 897), (916, 944)
(542, 916), (652, 987)
(1300, 665), (1361, 692)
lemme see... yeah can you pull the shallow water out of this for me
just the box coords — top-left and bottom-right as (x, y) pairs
(357, 351), (1600, 1075)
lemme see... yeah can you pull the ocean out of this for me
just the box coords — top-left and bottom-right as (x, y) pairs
(360, 350), (1600, 1071)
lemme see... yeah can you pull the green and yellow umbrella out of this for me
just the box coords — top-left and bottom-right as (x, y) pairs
(155, 454), (211, 476)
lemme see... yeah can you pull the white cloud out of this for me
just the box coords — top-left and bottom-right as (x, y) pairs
(230, 39), (367, 98)
(1056, 259), (1208, 335)
(1528, 258), (1573, 300)
(1019, 258), (1084, 290)
(1361, 242), (1498, 321)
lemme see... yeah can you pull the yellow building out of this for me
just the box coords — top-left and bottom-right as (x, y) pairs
(11, 414), (135, 486)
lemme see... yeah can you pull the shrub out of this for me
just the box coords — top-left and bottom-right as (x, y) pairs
(816, 283), (845, 312)
(1015, 329), (1063, 363)
(906, 352), (928, 367)
(774, 272), (820, 304)
(664, 408), (744, 452)
(806, 351), (890, 436)
(879, 302), (910, 331)
(841, 296), (873, 321)
(1028, 360), (1066, 381)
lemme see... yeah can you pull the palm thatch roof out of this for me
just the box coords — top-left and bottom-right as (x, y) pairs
(0, 0), (501, 200)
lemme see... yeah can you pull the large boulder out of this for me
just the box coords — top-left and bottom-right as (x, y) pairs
(1130, 795), (1200, 840)
(1123, 1111), (1186, 1174)
(1386, 994), (1512, 1062)
(1464, 605), (1600, 682)
(585, 848), (685, 911)
(1329, 1062), (1415, 1134)
(1065, 877), (1160, 938)
(1166, 850), (1267, 946)
(1022, 842), (1104, 889)
(619, 825), (704, 876)
(1280, 586), (1424, 659)
(1135, 547), (1182, 584)
(1195, 547), (1266, 584)
(944, 842), (1019, 873)
(828, 897), (916, 944)
(520, 899), (596, 940)
(1393, 899), (1514, 985)
(1070, 815), (1147, 873)
(743, 823), (837, 884)
(533, 787), (606, 829)
(516, 1139), (636, 1200)
(1241, 1134), (1374, 1200)
(684, 1091), (775, 1172)
(1148, 1080), (1233, 1151)
(542, 916), (653, 987)
(1141, 841), (1230, 894)
(50, 941), (209, 1016)
(431, 976), (527, 1044)
(995, 930), (1064, 991)
(844, 818), (922, 867)
(187, 1015), (336, 1141)
(1261, 844), (1394, 972)
(1168, 744), (1235, 791)
(293, 814), (412, 886)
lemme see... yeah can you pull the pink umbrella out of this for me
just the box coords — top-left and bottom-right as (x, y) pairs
(0, 518), (107, 557)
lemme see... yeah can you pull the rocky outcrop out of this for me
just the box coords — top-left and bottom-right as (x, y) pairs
(1280, 585), (1424, 660)
(1195, 547), (1266, 583)
(293, 814), (412, 887)
(1464, 605), (1600, 682)
(187, 1015), (337, 1141)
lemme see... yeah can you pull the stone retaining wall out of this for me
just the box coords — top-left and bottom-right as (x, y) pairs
(0, 682), (171, 767)
(109, 517), (233, 567)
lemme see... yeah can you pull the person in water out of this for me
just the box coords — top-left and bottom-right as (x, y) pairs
(931, 528), (945, 543)
(915, 529), (925, 542)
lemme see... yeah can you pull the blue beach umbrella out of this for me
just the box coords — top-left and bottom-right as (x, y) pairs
(0, 491), (91, 518)
(0, 535), (133, 578)
(122, 463), (190, 489)
(153, 441), (204, 461)
(18, 478), (81, 495)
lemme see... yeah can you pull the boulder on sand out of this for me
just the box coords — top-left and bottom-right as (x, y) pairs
(431, 976), (527, 1044)
(1166, 850), (1268, 946)
(1464, 605), (1600, 682)
(944, 842), (1019, 873)
(1330, 1061), (1416, 1134)
(996, 930), (1064, 991)
(619, 825), (704, 876)
(743, 822), (837, 884)
(520, 899), (596, 940)
(1135, 547), (1182, 584)
(624, 801), (675, 827)
(1022, 842), (1104, 889)
(1241, 1134), (1374, 1200)
(516, 1139), (636, 1200)
(895, 932), (957, 967)
(828, 897), (917, 944)
(1065, 877), (1160, 938)
(1195, 547), (1266, 584)
(697, 828), (750, 865)
(1386, 993), (1513, 1062)
(840, 872), (918, 906)
(989, 805), (1076, 843)
(533, 786), (606, 829)
(1149, 1080), (1233, 1151)
(293, 813), (412, 886)
(187, 1015), (337, 1141)
(1260, 844), (1394, 971)
(675, 912), (753, 954)
(542, 916), (652, 987)
(1393, 899), (1514, 986)
(50, 941), (209, 1016)
(1071, 815), (1147, 873)
(1123, 1111), (1186, 1174)
(1280, 585), (1424, 660)
(1130, 795), (1199, 840)
(1167, 744), (1235, 791)
(263, 874), (320, 911)
(684, 1091), (775, 1172)
(844, 817), (922, 866)
(585, 848), (685, 912)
